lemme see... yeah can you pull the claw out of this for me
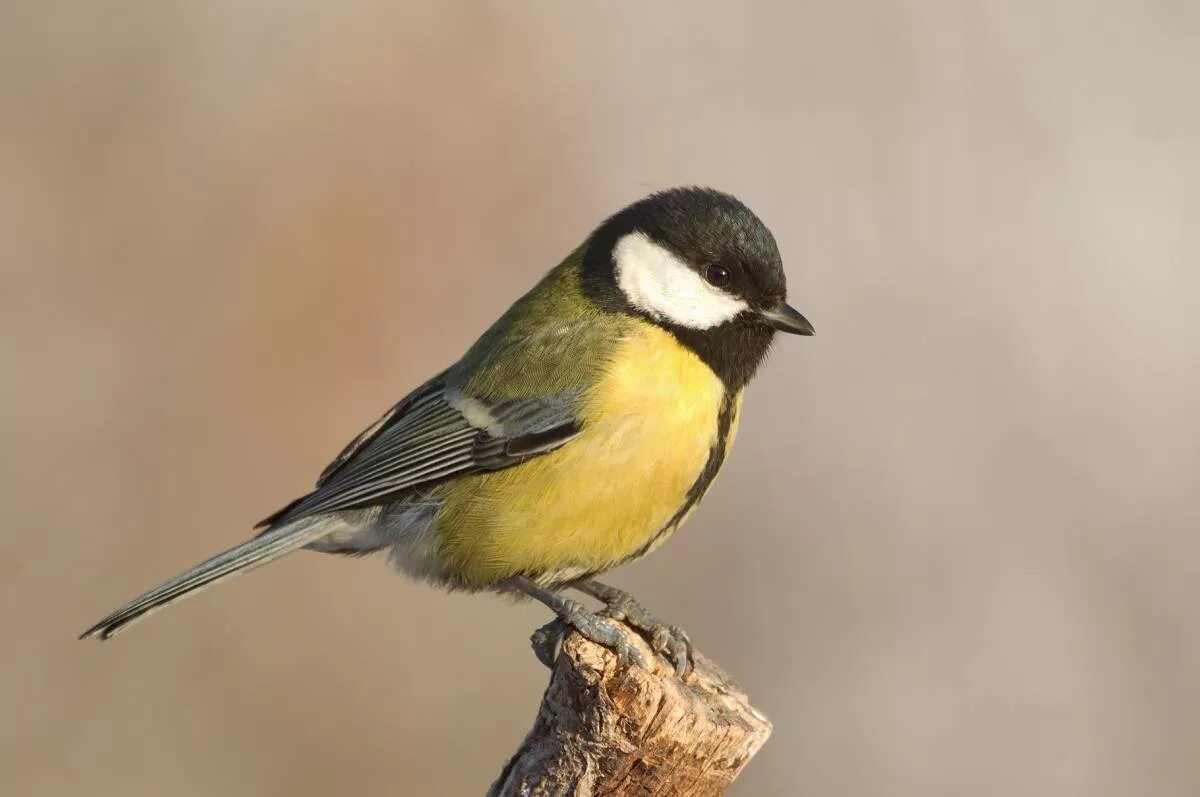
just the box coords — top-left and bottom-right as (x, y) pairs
(508, 576), (651, 673)
(559, 598), (646, 669)
(586, 585), (693, 678)
(530, 618), (567, 668)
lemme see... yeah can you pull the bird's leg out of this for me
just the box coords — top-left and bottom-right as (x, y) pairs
(574, 580), (693, 678)
(508, 576), (646, 670)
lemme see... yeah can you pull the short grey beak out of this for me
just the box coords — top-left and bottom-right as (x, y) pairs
(760, 302), (815, 335)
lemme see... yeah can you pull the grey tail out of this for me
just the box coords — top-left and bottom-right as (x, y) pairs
(80, 517), (336, 641)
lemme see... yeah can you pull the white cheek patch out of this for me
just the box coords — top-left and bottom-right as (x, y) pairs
(613, 232), (749, 329)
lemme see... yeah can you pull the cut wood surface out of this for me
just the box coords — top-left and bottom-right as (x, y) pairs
(489, 621), (772, 796)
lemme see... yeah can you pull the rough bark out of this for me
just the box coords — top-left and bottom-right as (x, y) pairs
(489, 621), (772, 796)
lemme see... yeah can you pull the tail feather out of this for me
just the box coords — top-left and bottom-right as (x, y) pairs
(80, 517), (336, 640)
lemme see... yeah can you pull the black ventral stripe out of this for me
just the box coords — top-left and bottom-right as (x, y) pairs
(621, 388), (740, 565)
(666, 388), (739, 528)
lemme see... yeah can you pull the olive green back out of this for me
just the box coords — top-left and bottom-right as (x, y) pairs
(447, 248), (632, 401)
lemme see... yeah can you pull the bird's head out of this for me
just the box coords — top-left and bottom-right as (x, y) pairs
(581, 187), (812, 388)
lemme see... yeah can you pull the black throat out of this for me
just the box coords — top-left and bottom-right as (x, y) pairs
(665, 319), (775, 391)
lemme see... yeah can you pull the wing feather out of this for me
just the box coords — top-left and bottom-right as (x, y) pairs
(258, 377), (581, 527)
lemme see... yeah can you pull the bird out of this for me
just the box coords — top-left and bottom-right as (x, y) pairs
(80, 187), (814, 676)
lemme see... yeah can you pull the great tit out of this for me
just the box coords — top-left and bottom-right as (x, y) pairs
(81, 187), (813, 676)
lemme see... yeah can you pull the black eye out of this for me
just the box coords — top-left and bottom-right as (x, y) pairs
(704, 264), (731, 287)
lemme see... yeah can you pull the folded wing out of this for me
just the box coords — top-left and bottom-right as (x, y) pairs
(258, 377), (581, 528)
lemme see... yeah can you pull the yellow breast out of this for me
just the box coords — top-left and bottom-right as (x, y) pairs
(434, 323), (727, 587)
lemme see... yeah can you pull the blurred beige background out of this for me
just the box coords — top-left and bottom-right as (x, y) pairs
(3, 2), (1199, 795)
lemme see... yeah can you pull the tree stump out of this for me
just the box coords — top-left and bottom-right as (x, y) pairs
(489, 621), (772, 796)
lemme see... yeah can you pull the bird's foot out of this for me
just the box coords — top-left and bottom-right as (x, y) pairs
(578, 581), (693, 678)
(529, 598), (646, 670)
